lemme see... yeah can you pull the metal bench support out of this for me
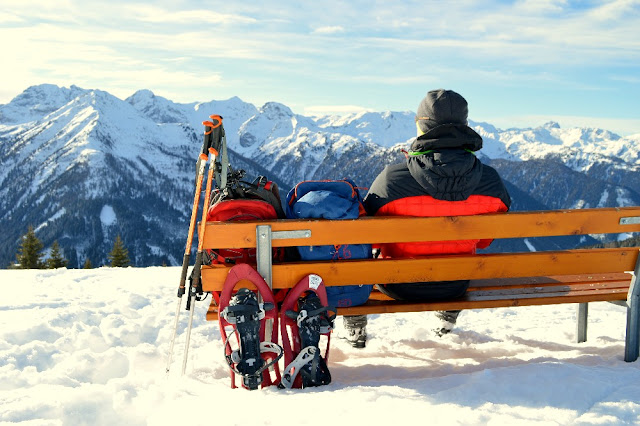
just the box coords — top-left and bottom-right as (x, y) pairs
(576, 303), (588, 343)
(624, 250), (640, 362)
(256, 225), (273, 288)
(256, 225), (312, 289)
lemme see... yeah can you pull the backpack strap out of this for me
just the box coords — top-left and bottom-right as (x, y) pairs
(244, 177), (286, 219)
(219, 133), (229, 189)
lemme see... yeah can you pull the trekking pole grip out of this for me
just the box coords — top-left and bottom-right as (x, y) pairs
(208, 114), (224, 154)
(201, 121), (215, 155)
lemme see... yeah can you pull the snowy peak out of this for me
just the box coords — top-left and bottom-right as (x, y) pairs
(126, 91), (260, 152)
(1, 86), (193, 200)
(126, 89), (192, 125)
(193, 96), (258, 121)
(317, 110), (416, 148)
(191, 96), (259, 141)
(260, 101), (294, 119)
(471, 119), (636, 168)
(0, 84), (88, 124)
(237, 101), (310, 150)
(41, 88), (163, 156)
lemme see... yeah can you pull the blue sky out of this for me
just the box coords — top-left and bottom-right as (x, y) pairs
(1, 0), (639, 135)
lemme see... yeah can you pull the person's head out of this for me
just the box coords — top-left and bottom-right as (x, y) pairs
(415, 89), (469, 136)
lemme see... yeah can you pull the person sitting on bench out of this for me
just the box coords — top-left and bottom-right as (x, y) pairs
(345, 89), (512, 347)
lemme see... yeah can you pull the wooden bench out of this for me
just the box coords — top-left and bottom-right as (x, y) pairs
(201, 207), (640, 362)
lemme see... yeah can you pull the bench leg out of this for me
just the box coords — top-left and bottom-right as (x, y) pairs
(624, 250), (640, 362)
(625, 293), (640, 362)
(576, 303), (588, 343)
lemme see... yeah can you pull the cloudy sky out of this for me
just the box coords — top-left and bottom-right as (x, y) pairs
(1, 0), (639, 134)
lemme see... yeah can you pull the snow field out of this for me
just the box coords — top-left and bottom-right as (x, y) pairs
(1, 267), (640, 425)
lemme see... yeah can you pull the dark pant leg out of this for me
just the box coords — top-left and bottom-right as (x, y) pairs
(378, 279), (470, 301)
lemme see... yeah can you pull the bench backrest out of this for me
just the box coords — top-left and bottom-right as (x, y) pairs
(200, 207), (640, 292)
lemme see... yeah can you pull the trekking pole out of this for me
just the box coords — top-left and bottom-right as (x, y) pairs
(165, 118), (220, 375)
(181, 115), (225, 375)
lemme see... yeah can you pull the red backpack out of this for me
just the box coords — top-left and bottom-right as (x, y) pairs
(205, 172), (286, 265)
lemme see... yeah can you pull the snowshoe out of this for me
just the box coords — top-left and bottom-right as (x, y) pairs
(279, 274), (336, 389)
(218, 264), (283, 389)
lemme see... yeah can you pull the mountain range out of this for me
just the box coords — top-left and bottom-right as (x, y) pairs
(1, 84), (639, 268)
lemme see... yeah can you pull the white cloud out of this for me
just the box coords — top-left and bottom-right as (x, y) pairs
(515, 0), (568, 13)
(0, 0), (637, 125)
(312, 26), (345, 34)
(0, 12), (24, 23)
(610, 75), (640, 84)
(587, 0), (640, 21)
(123, 5), (257, 25)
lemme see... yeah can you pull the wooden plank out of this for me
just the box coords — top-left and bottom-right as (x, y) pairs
(469, 282), (630, 298)
(201, 248), (639, 291)
(202, 207), (640, 249)
(206, 285), (629, 320)
(468, 272), (632, 289)
(336, 289), (629, 316)
(367, 275), (631, 300)
(467, 273), (632, 291)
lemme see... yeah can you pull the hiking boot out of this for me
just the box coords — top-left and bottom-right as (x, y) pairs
(433, 310), (461, 337)
(343, 314), (367, 348)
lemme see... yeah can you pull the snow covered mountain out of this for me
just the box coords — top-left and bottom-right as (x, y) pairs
(1, 84), (639, 267)
(0, 86), (200, 268)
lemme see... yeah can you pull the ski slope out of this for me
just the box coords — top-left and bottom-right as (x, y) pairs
(2, 267), (640, 425)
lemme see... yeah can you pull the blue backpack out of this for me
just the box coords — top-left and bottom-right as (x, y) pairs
(285, 179), (373, 307)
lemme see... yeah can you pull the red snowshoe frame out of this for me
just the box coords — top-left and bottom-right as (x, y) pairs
(217, 264), (282, 389)
(279, 274), (333, 389)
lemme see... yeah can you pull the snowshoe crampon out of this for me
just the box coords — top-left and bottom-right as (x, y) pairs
(279, 274), (336, 389)
(218, 264), (283, 389)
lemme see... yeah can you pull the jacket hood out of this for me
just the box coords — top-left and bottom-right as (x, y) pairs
(411, 123), (483, 153)
(407, 145), (483, 202)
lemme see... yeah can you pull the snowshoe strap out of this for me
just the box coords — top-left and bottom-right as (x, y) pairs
(224, 340), (283, 390)
(279, 346), (316, 389)
(221, 302), (274, 324)
(286, 305), (336, 334)
(279, 346), (331, 389)
(230, 341), (283, 363)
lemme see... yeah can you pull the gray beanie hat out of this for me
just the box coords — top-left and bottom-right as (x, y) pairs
(416, 89), (469, 133)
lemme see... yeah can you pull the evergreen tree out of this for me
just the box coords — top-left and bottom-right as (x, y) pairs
(83, 258), (93, 269)
(46, 241), (68, 269)
(16, 226), (44, 269)
(66, 247), (79, 269)
(108, 235), (130, 267)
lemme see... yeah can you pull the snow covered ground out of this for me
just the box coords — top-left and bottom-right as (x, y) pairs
(2, 267), (640, 425)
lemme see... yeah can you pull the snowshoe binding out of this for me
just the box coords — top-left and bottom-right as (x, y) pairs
(279, 274), (336, 389)
(218, 264), (283, 389)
